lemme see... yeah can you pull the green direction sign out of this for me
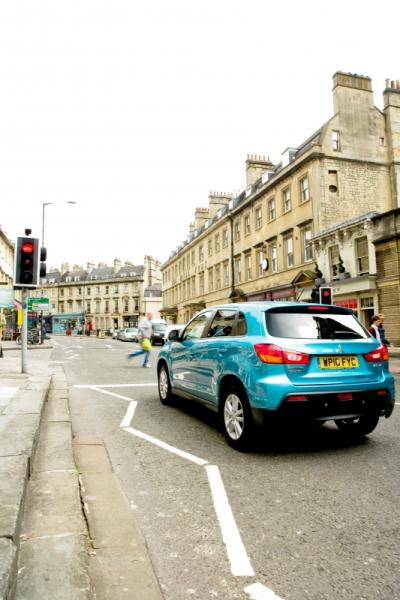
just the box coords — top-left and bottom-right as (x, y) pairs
(0, 288), (14, 309)
(28, 297), (50, 312)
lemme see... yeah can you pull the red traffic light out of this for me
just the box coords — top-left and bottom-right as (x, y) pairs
(21, 242), (34, 253)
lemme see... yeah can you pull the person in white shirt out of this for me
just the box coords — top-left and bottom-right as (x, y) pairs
(127, 312), (153, 367)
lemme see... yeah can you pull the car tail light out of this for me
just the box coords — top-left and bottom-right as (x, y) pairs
(254, 343), (310, 365)
(338, 393), (353, 401)
(286, 394), (309, 402)
(363, 345), (389, 362)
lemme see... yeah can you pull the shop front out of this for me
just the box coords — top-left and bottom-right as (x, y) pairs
(52, 312), (85, 335)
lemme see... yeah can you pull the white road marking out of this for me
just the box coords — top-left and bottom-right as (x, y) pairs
(124, 426), (208, 466)
(66, 354), (79, 360)
(206, 464), (254, 577)
(120, 401), (137, 427)
(244, 582), (284, 600)
(92, 387), (134, 403)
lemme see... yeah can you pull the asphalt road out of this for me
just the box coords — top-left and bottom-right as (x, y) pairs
(52, 335), (400, 600)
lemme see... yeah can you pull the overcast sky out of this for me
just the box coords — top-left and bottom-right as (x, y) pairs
(0, 0), (397, 271)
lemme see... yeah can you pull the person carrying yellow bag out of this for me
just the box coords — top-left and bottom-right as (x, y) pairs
(127, 312), (153, 367)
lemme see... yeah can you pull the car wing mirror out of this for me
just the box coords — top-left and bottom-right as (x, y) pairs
(168, 329), (180, 342)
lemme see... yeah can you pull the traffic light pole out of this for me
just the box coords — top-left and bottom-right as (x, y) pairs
(21, 288), (28, 374)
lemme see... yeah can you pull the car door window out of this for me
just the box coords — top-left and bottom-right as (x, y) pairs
(207, 310), (237, 337)
(235, 311), (247, 336)
(182, 311), (212, 341)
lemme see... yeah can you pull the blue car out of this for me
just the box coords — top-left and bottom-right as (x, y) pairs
(157, 302), (395, 450)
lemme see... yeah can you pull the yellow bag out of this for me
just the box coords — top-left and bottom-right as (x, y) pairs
(141, 338), (152, 351)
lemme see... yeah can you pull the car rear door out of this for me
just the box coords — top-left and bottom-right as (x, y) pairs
(265, 306), (386, 386)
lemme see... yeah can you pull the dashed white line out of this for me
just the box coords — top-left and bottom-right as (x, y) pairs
(244, 582), (284, 600)
(120, 401), (137, 428)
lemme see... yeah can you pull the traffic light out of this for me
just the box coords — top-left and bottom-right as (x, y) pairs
(14, 237), (39, 288)
(319, 287), (333, 304)
(310, 288), (319, 303)
(40, 246), (47, 278)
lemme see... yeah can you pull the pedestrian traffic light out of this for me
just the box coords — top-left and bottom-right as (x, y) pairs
(14, 236), (39, 288)
(319, 287), (333, 304)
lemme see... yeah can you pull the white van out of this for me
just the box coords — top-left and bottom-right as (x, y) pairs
(150, 318), (167, 345)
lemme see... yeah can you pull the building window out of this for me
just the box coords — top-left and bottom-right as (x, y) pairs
(244, 213), (251, 235)
(208, 268), (214, 291)
(87, 287), (91, 296)
(215, 265), (221, 289)
(379, 137), (385, 146)
(267, 198), (276, 221)
(356, 236), (369, 274)
(208, 239), (213, 257)
(284, 236), (294, 268)
(234, 220), (240, 242)
(222, 228), (228, 248)
(300, 176), (310, 203)
(255, 206), (262, 229)
(257, 249), (264, 277)
(86, 301), (91, 312)
(328, 170), (338, 193)
(114, 300), (118, 312)
(245, 254), (252, 281)
(191, 276), (196, 297)
(329, 244), (340, 279)
(60, 289), (64, 297)
(199, 245), (204, 262)
(114, 286), (119, 294)
(215, 233), (220, 253)
(223, 262), (229, 286)
(77, 287), (82, 296)
(105, 300), (109, 313)
(282, 188), (291, 213)
(96, 300), (101, 313)
(234, 257), (241, 284)
(59, 302), (64, 313)
(302, 227), (313, 262)
(96, 286), (100, 294)
(124, 298), (129, 312)
(68, 288), (73, 297)
(332, 130), (340, 151)
(199, 272), (204, 294)
(270, 243), (278, 272)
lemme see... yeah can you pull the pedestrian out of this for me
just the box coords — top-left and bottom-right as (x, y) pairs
(377, 314), (393, 347)
(368, 315), (382, 342)
(127, 312), (153, 367)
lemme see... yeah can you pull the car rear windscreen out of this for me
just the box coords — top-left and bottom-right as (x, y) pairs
(265, 310), (368, 340)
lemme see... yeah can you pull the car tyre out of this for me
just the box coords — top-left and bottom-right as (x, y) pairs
(158, 364), (175, 406)
(221, 385), (255, 451)
(334, 413), (380, 437)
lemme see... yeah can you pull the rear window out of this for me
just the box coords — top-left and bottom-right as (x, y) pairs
(152, 323), (166, 332)
(265, 311), (368, 340)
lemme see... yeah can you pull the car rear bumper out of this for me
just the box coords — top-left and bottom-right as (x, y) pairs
(251, 388), (395, 425)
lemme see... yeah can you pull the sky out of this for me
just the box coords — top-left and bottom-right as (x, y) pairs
(0, 0), (398, 271)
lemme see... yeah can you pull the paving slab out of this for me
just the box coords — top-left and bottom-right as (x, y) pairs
(0, 538), (17, 600)
(0, 456), (29, 541)
(16, 535), (91, 600)
(4, 389), (46, 416)
(32, 421), (75, 473)
(73, 441), (113, 474)
(89, 546), (163, 600)
(80, 472), (145, 549)
(0, 414), (41, 461)
(22, 471), (85, 539)
(43, 394), (70, 422)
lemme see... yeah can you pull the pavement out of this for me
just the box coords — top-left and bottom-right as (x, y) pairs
(0, 340), (163, 600)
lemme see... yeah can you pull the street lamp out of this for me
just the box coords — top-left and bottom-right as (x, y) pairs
(42, 201), (76, 246)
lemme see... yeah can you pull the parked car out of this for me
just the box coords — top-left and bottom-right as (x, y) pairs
(157, 302), (395, 450)
(117, 327), (139, 342)
(150, 319), (168, 345)
(112, 329), (120, 339)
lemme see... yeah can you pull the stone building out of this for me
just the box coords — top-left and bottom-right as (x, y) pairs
(38, 255), (162, 334)
(0, 227), (16, 339)
(161, 72), (400, 328)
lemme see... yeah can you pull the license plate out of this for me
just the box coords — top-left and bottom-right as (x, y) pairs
(319, 356), (359, 369)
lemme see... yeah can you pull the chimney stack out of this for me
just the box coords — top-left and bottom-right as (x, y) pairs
(245, 154), (274, 186)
